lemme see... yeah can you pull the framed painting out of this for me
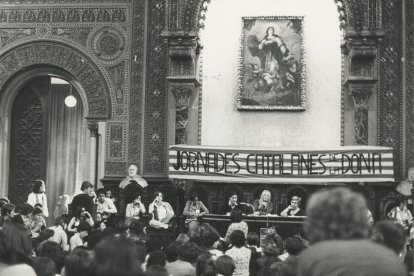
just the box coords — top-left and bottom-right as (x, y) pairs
(237, 16), (306, 110)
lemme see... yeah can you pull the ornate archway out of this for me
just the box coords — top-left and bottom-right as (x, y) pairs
(0, 40), (112, 198)
(0, 40), (112, 119)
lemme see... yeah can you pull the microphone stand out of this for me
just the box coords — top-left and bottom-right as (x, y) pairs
(240, 202), (254, 215)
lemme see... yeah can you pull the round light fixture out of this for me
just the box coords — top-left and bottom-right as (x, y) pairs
(64, 95), (77, 107)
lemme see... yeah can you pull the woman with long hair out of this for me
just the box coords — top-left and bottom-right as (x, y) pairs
(253, 190), (273, 215)
(27, 180), (49, 217)
(67, 205), (94, 233)
(0, 223), (36, 275)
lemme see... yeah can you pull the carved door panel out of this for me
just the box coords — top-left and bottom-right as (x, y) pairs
(9, 77), (50, 204)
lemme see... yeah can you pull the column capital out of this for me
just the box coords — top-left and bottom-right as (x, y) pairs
(348, 85), (374, 109)
(87, 122), (99, 137)
(171, 84), (195, 108)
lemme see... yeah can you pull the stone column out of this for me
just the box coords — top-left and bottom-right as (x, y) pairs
(348, 85), (374, 145)
(343, 37), (381, 146)
(87, 122), (99, 186)
(171, 84), (194, 144)
(163, 33), (200, 215)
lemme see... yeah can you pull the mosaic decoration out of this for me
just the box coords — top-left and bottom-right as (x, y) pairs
(88, 25), (127, 65)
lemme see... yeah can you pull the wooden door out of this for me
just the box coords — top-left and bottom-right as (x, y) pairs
(9, 77), (50, 204)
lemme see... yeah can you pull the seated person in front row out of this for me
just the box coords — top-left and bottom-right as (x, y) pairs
(96, 188), (118, 221)
(125, 192), (146, 220)
(68, 205), (94, 233)
(253, 190), (273, 215)
(183, 191), (209, 237)
(148, 191), (175, 229)
(281, 196), (304, 217)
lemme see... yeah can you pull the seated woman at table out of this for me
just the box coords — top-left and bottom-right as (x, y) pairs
(220, 191), (241, 215)
(183, 191), (209, 237)
(280, 196), (304, 217)
(148, 191), (175, 229)
(253, 190), (273, 215)
(224, 208), (248, 243)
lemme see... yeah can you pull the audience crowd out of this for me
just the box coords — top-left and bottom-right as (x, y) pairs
(0, 185), (412, 276)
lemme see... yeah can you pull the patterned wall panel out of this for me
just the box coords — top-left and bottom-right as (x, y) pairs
(106, 122), (127, 161)
(128, 0), (145, 168)
(143, 0), (168, 175)
(378, 0), (403, 180)
(406, 0), (414, 171)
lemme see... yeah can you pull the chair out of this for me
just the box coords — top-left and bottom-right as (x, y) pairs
(124, 183), (144, 204)
(188, 184), (209, 207)
(286, 185), (308, 209)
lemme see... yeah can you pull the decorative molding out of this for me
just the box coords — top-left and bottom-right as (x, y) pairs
(165, 0), (210, 33)
(0, 41), (111, 119)
(87, 25), (128, 66)
(87, 122), (99, 137)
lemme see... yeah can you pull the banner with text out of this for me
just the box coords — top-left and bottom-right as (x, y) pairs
(169, 145), (394, 183)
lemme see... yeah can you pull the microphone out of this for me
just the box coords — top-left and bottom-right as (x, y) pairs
(239, 202), (254, 214)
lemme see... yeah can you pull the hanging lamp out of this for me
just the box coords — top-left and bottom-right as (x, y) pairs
(64, 84), (77, 107)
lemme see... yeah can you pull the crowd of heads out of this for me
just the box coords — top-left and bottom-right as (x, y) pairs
(0, 185), (412, 276)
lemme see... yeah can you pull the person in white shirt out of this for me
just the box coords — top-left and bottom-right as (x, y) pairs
(388, 198), (413, 231)
(125, 192), (146, 220)
(149, 191), (174, 229)
(27, 180), (49, 217)
(96, 188), (118, 221)
(48, 215), (69, 252)
(69, 221), (90, 251)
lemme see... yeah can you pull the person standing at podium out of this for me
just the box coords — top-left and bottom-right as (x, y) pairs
(253, 190), (273, 215)
(281, 196), (304, 217)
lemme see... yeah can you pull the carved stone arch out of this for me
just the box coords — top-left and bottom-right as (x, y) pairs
(0, 40), (112, 120)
